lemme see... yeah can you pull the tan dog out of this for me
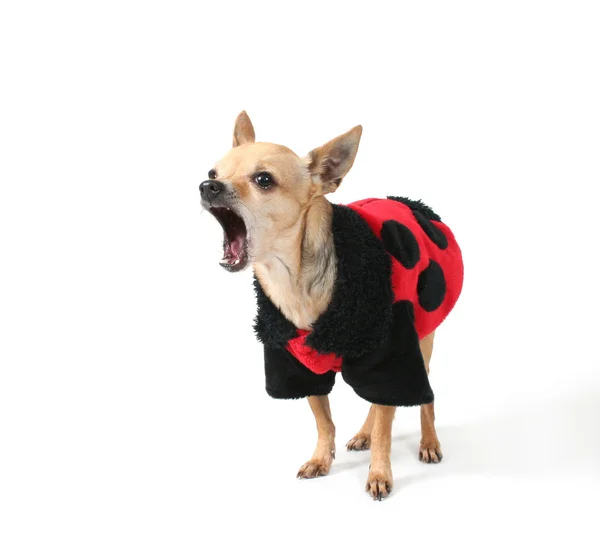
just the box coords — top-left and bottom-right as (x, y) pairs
(200, 111), (445, 500)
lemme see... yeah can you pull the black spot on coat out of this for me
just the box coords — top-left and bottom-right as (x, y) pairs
(412, 211), (448, 250)
(381, 220), (420, 269)
(417, 260), (446, 312)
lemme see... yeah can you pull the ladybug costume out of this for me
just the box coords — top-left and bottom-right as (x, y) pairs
(254, 196), (464, 407)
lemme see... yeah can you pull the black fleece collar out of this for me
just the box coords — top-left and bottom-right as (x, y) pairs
(254, 204), (393, 359)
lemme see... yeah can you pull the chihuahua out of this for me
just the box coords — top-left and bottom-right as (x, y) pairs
(199, 111), (463, 500)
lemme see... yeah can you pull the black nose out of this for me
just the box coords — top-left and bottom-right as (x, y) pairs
(199, 180), (224, 202)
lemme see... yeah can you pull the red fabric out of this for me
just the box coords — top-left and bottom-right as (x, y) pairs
(285, 198), (464, 375)
(286, 330), (343, 374)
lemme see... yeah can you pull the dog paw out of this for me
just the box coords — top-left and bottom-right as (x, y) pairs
(419, 443), (443, 463)
(346, 434), (371, 451)
(297, 457), (332, 479)
(365, 470), (393, 501)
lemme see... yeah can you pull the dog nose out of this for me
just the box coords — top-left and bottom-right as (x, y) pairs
(199, 180), (224, 202)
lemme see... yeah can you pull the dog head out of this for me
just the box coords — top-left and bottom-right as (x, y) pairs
(200, 111), (362, 272)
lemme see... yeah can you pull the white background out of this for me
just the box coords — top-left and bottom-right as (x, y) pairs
(1, 1), (599, 538)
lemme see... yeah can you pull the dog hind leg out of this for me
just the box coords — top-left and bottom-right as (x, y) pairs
(418, 332), (443, 463)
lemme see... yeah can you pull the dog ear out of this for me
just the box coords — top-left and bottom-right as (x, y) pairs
(307, 125), (362, 194)
(233, 111), (256, 147)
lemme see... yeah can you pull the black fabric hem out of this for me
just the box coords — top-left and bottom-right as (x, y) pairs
(341, 301), (433, 407)
(265, 386), (335, 400)
(350, 385), (434, 407)
(264, 346), (336, 401)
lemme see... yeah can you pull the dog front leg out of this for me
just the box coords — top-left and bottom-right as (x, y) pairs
(297, 395), (335, 479)
(366, 404), (396, 500)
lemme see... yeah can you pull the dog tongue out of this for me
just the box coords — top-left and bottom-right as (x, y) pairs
(221, 237), (243, 264)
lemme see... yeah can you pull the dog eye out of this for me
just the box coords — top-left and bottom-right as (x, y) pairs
(253, 172), (275, 190)
(208, 169), (217, 179)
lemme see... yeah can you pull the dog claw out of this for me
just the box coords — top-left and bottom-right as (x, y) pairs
(346, 434), (371, 451)
(365, 471), (393, 500)
(419, 445), (443, 463)
(297, 458), (332, 479)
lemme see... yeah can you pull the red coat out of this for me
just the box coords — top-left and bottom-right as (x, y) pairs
(285, 197), (463, 375)
(254, 196), (464, 406)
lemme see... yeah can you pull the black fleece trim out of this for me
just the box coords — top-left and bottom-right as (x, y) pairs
(253, 279), (297, 348)
(306, 205), (393, 357)
(264, 346), (336, 400)
(254, 204), (393, 359)
(387, 196), (442, 222)
(341, 301), (434, 406)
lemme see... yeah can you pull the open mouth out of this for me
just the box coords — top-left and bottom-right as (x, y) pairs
(208, 206), (249, 272)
